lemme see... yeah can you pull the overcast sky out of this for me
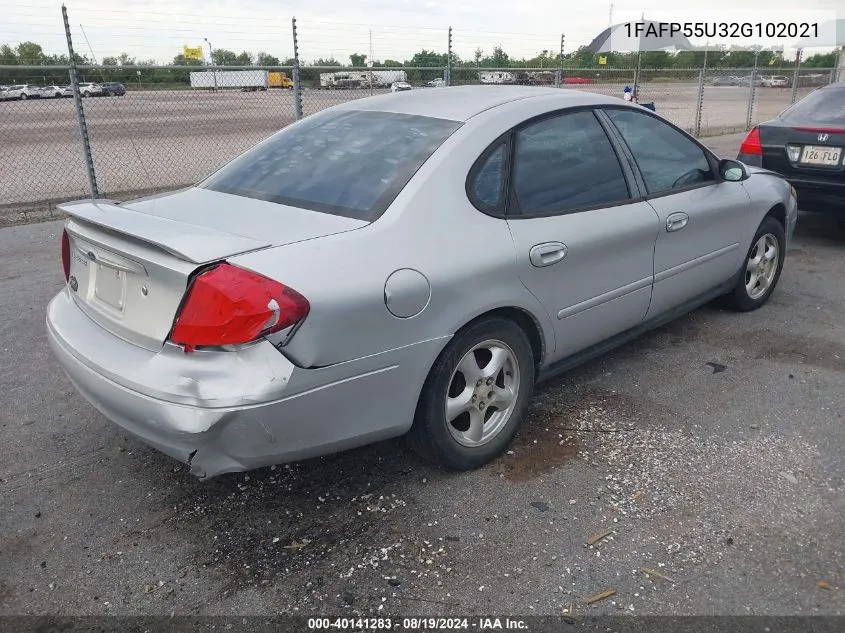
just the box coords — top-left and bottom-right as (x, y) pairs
(2, 0), (842, 64)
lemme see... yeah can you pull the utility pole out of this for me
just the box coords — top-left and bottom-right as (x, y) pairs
(608, 3), (614, 28)
(556, 33), (565, 88)
(204, 37), (217, 92)
(446, 26), (453, 86)
(61, 3), (98, 199)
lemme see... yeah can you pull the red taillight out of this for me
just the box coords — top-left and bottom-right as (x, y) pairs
(61, 229), (70, 281)
(169, 263), (309, 352)
(739, 127), (763, 155)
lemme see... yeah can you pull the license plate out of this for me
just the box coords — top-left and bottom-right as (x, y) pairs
(94, 265), (126, 312)
(799, 145), (842, 166)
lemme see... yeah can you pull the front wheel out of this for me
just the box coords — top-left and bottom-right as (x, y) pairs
(722, 216), (786, 312)
(407, 318), (535, 470)
(20, 93), (27, 100)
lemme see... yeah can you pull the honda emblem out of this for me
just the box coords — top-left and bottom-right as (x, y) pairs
(818, 133), (829, 142)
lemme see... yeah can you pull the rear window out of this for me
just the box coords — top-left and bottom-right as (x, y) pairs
(780, 87), (845, 126)
(200, 109), (462, 220)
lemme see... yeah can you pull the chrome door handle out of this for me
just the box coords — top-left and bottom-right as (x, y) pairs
(529, 242), (567, 267)
(666, 212), (689, 232)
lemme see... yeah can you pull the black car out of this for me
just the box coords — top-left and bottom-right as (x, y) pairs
(737, 82), (845, 215)
(100, 82), (126, 96)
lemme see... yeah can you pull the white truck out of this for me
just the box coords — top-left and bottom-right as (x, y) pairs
(367, 70), (407, 87)
(189, 70), (268, 90)
(478, 71), (516, 85)
(319, 70), (408, 89)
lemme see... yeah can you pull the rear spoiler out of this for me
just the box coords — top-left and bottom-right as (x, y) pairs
(58, 199), (271, 264)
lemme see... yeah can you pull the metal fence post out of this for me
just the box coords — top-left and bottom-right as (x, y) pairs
(693, 70), (705, 137)
(291, 17), (303, 120)
(745, 51), (759, 131)
(446, 26), (452, 86)
(61, 4), (98, 199)
(555, 34), (564, 88)
(791, 49), (802, 105)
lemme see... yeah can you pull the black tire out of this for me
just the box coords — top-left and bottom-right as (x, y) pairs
(722, 216), (786, 312)
(407, 317), (535, 470)
(20, 93), (27, 100)
(83, 91), (90, 97)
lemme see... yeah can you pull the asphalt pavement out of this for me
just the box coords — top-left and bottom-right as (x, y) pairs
(1, 179), (843, 617)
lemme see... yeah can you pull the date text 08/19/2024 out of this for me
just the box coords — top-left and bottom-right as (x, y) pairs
(307, 618), (528, 630)
(625, 21), (820, 39)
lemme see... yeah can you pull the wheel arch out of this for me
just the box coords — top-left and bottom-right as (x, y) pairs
(451, 305), (548, 371)
(765, 202), (786, 228)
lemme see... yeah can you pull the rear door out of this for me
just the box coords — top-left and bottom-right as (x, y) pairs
(495, 109), (660, 362)
(601, 107), (752, 318)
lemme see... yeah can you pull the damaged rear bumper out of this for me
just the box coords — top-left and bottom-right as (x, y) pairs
(46, 288), (445, 479)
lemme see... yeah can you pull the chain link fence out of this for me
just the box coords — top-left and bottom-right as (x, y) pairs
(0, 10), (842, 225)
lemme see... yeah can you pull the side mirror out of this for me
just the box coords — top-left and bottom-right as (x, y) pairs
(719, 158), (748, 182)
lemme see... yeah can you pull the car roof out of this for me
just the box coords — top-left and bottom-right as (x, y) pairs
(331, 85), (619, 122)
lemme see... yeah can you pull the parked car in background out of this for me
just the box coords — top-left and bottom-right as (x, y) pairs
(39, 85), (71, 98)
(767, 75), (790, 88)
(390, 81), (412, 92)
(79, 83), (103, 97)
(712, 75), (738, 86)
(427, 78), (446, 87)
(739, 75), (764, 87)
(3, 84), (42, 100)
(737, 81), (844, 216)
(47, 86), (797, 480)
(99, 82), (126, 96)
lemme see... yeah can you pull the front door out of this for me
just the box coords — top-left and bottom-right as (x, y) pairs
(601, 107), (752, 317)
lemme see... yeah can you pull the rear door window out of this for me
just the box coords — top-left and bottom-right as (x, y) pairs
(201, 109), (462, 220)
(510, 110), (631, 215)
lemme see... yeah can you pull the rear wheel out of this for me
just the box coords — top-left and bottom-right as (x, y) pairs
(722, 216), (785, 312)
(407, 318), (535, 470)
(20, 93), (27, 100)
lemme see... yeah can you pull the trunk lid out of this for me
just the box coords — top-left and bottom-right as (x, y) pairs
(59, 190), (368, 352)
(759, 121), (845, 183)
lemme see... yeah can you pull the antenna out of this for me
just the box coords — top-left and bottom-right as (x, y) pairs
(79, 24), (99, 65)
(76, 23), (154, 189)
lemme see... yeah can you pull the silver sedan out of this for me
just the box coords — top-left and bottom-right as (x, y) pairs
(46, 86), (798, 479)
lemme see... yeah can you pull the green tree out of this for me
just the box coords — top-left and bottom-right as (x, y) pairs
(803, 51), (837, 68)
(1, 44), (18, 65)
(383, 59), (403, 67)
(255, 52), (280, 66)
(407, 49), (447, 67)
(349, 53), (367, 67)
(489, 45), (509, 68)
(172, 53), (204, 66)
(235, 51), (253, 65)
(211, 48), (238, 65)
(16, 41), (44, 63)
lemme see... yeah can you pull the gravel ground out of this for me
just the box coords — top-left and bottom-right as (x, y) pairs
(1, 206), (844, 619)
